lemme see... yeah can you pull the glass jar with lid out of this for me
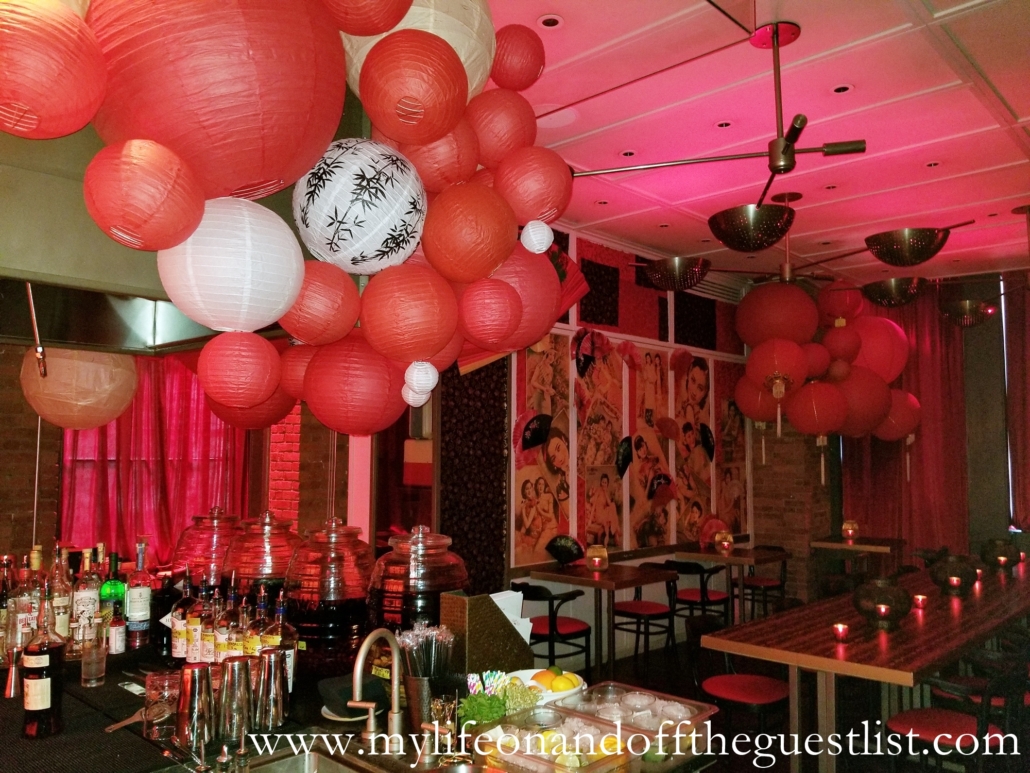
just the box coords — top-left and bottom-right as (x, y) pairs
(367, 526), (468, 631)
(286, 518), (374, 678)
(171, 507), (242, 588)
(222, 511), (300, 603)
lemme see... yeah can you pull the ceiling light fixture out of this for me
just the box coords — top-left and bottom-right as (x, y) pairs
(595, 200), (608, 205)
(538, 14), (563, 29)
(833, 84), (853, 94)
(862, 278), (925, 308)
(716, 121), (733, 128)
(620, 150), (635, 157)
(658, 223), (669, 228)
(926, 161), (939, 168)
(825, 184), (837, 190)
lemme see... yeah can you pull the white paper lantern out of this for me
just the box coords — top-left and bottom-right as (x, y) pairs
(342, 0), (496, 102)
(21, 348), (137, 429)
(293, 139), (426, 275)
(520, 220), (554, 254)
(158, 198), (303, 332)
(402, 384), (432, 408)
(404, 361), (439, 394)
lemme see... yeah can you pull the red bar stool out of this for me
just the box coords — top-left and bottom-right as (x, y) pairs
(611, 562), (676, 667)
(511, 581), (591, 674)
(741, 545), (788, 619)
(666, 560), (731, 629)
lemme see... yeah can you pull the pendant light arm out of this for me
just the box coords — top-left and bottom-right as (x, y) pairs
(772, 24), (784, 139)
(571, 149), (770, 178)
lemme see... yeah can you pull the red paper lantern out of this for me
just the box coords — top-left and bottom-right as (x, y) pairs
(279, 345), (319, 400)
(207, 387), (296, 430)
(321, 0), (412, 36)
(491, 245), (562, 351)
(470, 167), (494, 187)
(421, 182), (518, 283)
(851, 316), (909, 383)
(360, 263), (458, 361)
(817, 281), (865, 327)
(428, 329), (464, 371)
(278, 262), (361, 346)
(360, 29), (467, 145)
(370, 124), (401, 150)
(464, 89), (537, 169)
(304, 336), (407, 435)
(494, 146), (574, 225)
(837, 365), (892, 437)
(785, 382), (849, 436)
(491, 24), (545, 92)
(735, 283), (819, 348)
(734, 376), (778, 423)
(83, 140), (205, 250)
(458, 278), (524, 350)
(826, 359), (852, 383)
(745, 339), (808, 400)
(198, 332), (281, 409)
(398, 118), (480, 193)
(874, 390), (922, 441)
(802, 343), (831, 379)
(0, 0), (106, 139)
(88, 0), (345, 199)
(822, 326), (862, 364)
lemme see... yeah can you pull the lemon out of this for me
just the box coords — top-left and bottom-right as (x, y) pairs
(550, 675), (575, 692)
(600, 736), (624, 755)
(555, 754), (583, 768)
(509, 676), (524, 686)
(538, 730), (564, 755)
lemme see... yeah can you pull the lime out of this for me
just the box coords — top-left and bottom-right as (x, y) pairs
(555, 754), (584, 768)
(548, 665), (563, 675)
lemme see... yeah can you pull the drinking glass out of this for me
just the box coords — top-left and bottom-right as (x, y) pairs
(144, 671), (180, 740)
(81, 638), (107, 687)
(621, 692), (656, 710)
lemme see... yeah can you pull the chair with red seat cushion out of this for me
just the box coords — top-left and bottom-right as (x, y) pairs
(666, 560), (731, 628)
(612, 562), (676, 667)
(742, 545), (788, 619)
(511, 582), (590, 675)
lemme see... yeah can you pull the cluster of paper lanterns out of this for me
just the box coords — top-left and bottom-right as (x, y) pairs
(734, 280), (922, 482)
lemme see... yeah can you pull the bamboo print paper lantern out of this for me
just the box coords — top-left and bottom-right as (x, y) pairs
(736, 283), (819, 348)
(837, 366), (892, 437)
(494, 146), (574, 225)
(520, 220), (554, 254)
(84, 140), (205, 250)
(207, 387), (296, 430)
(198, 333), (281, 409)
(421, 182), (517, 283)
(458, 277), (523, 349)
(158, 198), (304, 332)
(278, 262), (361, 346)
(491, 245), (562, 351)
(279, 345), (319, 400)
(293, 139), (426, 275)
(464, 89), (537, 169)
(88, 0), (345, 200)
(398, 119), (480, 193)
(20, 348), (137, 430)
(491, 24), (545, 91)
(360, 263), (458, 361)
(851, 316), (909, 384)
(322, 0), (413, 35)
(360, 29), (468, 145)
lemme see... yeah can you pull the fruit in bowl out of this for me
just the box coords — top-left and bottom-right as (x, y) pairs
(506, 666), (586, 704)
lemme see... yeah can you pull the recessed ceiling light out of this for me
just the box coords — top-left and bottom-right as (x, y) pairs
(833, 84), (853, 94)
(658, 223), (669, 228)
(926, 161), (940, 168)
(715, 121), (732, 128)
(820, 241), (832, 246)
(952, 259), (961, 263)
(988, 212), (998, 217)
(538, 14), (563, 29)
(746, 255), (756, 260)
(620, 150), (635, 157)
(595, 200), (608, 205)
(700, 238), (711, 243)
(824, 184), (837, 190)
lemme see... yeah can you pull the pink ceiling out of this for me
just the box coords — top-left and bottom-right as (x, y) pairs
(488, 0), (1030, 283)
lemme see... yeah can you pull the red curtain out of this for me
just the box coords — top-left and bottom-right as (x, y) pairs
(841, 291), (969, 555)
(60, 355), (248, 565)
(1003, 271), (1030, 531)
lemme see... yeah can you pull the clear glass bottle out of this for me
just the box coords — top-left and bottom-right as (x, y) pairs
(125, 542), (152, 649)
(201, 588), (222, 663)
(172, 506), (242, 590)
(186, 575), (210, 664)
(170, 566), (194, 663)
(214, 577), (244, 663)
(81, 613), (106, 688)
(22, 581), (66, 739)
(260, 591), (297, 693)
(26, 549), (44, 631)
(72, 550), (100, 644)
(94, 543), (106, 583)
(99, 551), (124, 629)
(49, 548), (72, 639)
(108, 601), (126, 655)
(12, 555), (40, 640)
(0, 555), (10, 666)
(243, 585), (269, 656)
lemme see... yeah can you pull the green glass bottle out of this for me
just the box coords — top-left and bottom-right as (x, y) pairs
(99, 552), (124, 629)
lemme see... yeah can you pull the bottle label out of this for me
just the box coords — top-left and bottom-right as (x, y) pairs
(159, 611), (172, 629)
(201, 631), (215, 662)
(125, 588), (151, 621)
(127, 619), (150, 632)
(214, 630), (244, 662)
(22, 654), (49, 668)
(109, 623), (126, 654)
(260, 633), (281, 647)
(171, 618), (188, 658)
(243, 632), (262, 656)
(24, 677), (51, 711)
(74, 589), (99, 628)
(285, 647), (295, 693)
(54, 610), (70, 638)
(186, 622), (203, 662)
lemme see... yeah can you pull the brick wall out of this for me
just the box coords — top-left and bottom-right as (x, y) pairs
(268, 403), (301, 521)
(298, 403), (348, 538)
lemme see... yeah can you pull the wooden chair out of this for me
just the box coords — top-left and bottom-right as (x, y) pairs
(665, 560), (731, 628)
(611, 562), (676, 667)
(741, 545), (788, 619)
(511, 582), (591, 674)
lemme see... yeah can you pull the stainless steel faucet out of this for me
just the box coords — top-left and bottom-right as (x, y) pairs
(349, 627), (404, 753)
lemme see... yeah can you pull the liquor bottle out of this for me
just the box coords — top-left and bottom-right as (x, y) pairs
(72, 550), (100, 644)
(170, 567), (194, 663)
(108, 601), (126, 655)
(99, 551), (124, 629)
(26, 549), (44, 631)
(95, 543), (106, 582)
(0, 556), (9, 665)
(201, 587), (222, 663)
(12, 556), (39, 640)
(125, 542), (152, 649)
(49, 548), (72, 639)
(260, 591), (298, 692)
(186, 575), (210, 664)
(22, 581), (66, 739)
(214, 575), (244, 663)
(243, 585), (269, 656)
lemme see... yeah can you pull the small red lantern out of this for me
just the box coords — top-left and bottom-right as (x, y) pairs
(207, 387), (296, 430)
(464, 89), (537, 169)
(360, 263), (458, 361)
(735, 283), (819, 348)
(458, 278), (524, 350)
(746, 339), (808, 437)
(785, 381), (849, 484)
(421, 182), (518, 283)
(817, 281), (865, 327)
(873, 390), (921, 442)
(491, 245), (562, 351)
(490, 24), (545, 92)
(802, 343), (831, 379)
(278, 262), (361, 346)
(198, 332), (281, 409)
(84, 140), (205, 251)
(360, 29), (467, 145)
(279, 345), (319, 400)
(734, 376), (779, 423)
(825, 359), (852, 383)
(837, 365), (892, 437)
(321, 0), (412, 36)
(851, 316), (909, 384)
(822, 325), (862, 363)
(399, 118), (480, 193)
(494, 146), (574, 225)
(428, 329), (464, 371)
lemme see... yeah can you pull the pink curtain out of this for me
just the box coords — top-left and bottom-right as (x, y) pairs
(1003, 271), (1030, 531)
(841, 291), (969, 555)
(61, 355), (248, 565)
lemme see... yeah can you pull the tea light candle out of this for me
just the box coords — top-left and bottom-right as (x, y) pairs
(913, 595), (927, 609)
(842, 529), (856, 539)
(832, 623), (849, 642)
(997, 556), (1008, 566)
(586, 545), (608, 571)
(1021, 551), (1026, 562)
(949, 576), (962, 588)
(718, 540), (733, 552)
(976, 568), (983, 580)
(876, 604), (891, 618)
(589, 556), (604, 569)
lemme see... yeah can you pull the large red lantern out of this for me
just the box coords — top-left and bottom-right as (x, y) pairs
(207, 387), (296, 430)
(421, 183), (518, 283)
(84, 140), (205, 251)
(0, 0), (106, 139)
(321, 0), (412, 36)
(825, 359), (851, 383)
(802, 343), (831, 379)
(491, 245), (562, 351)
(745, 338), (808, 437)
(360, 29), (467, 146)
(458, 278), (524, 350)
(735, 283), (819, 348)
(279, 345), (319, 400)
(733, 376), (778, 423)
(428, 329), (464, 372)
(785, 382), (849, 436)
(874, 390), (922, 442)
(822, 325), (862, 363)
(464, 89), (537, 169)
(278, 262), (360, 346)
(494, 146), (574, 225)
(491, 24), (545, 92)
(88, 0), (345, 200)
(398, 119), (480, 193)
(305, 336), (407, 436)
(360, 263), (458, 361)
(837, 365), (892, 437)
(851, 316), (909, 384)
(197, 332), (281, 409)
(817, 281), (865, 327)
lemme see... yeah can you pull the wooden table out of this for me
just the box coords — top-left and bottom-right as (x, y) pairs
(701, 564), (1030, 773)
(674, 545), (790, 623)
(530, 563), (678, 681)
(810, 535), (906, 575)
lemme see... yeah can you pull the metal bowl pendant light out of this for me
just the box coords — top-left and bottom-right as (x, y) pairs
(862, 278), (926, 308)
